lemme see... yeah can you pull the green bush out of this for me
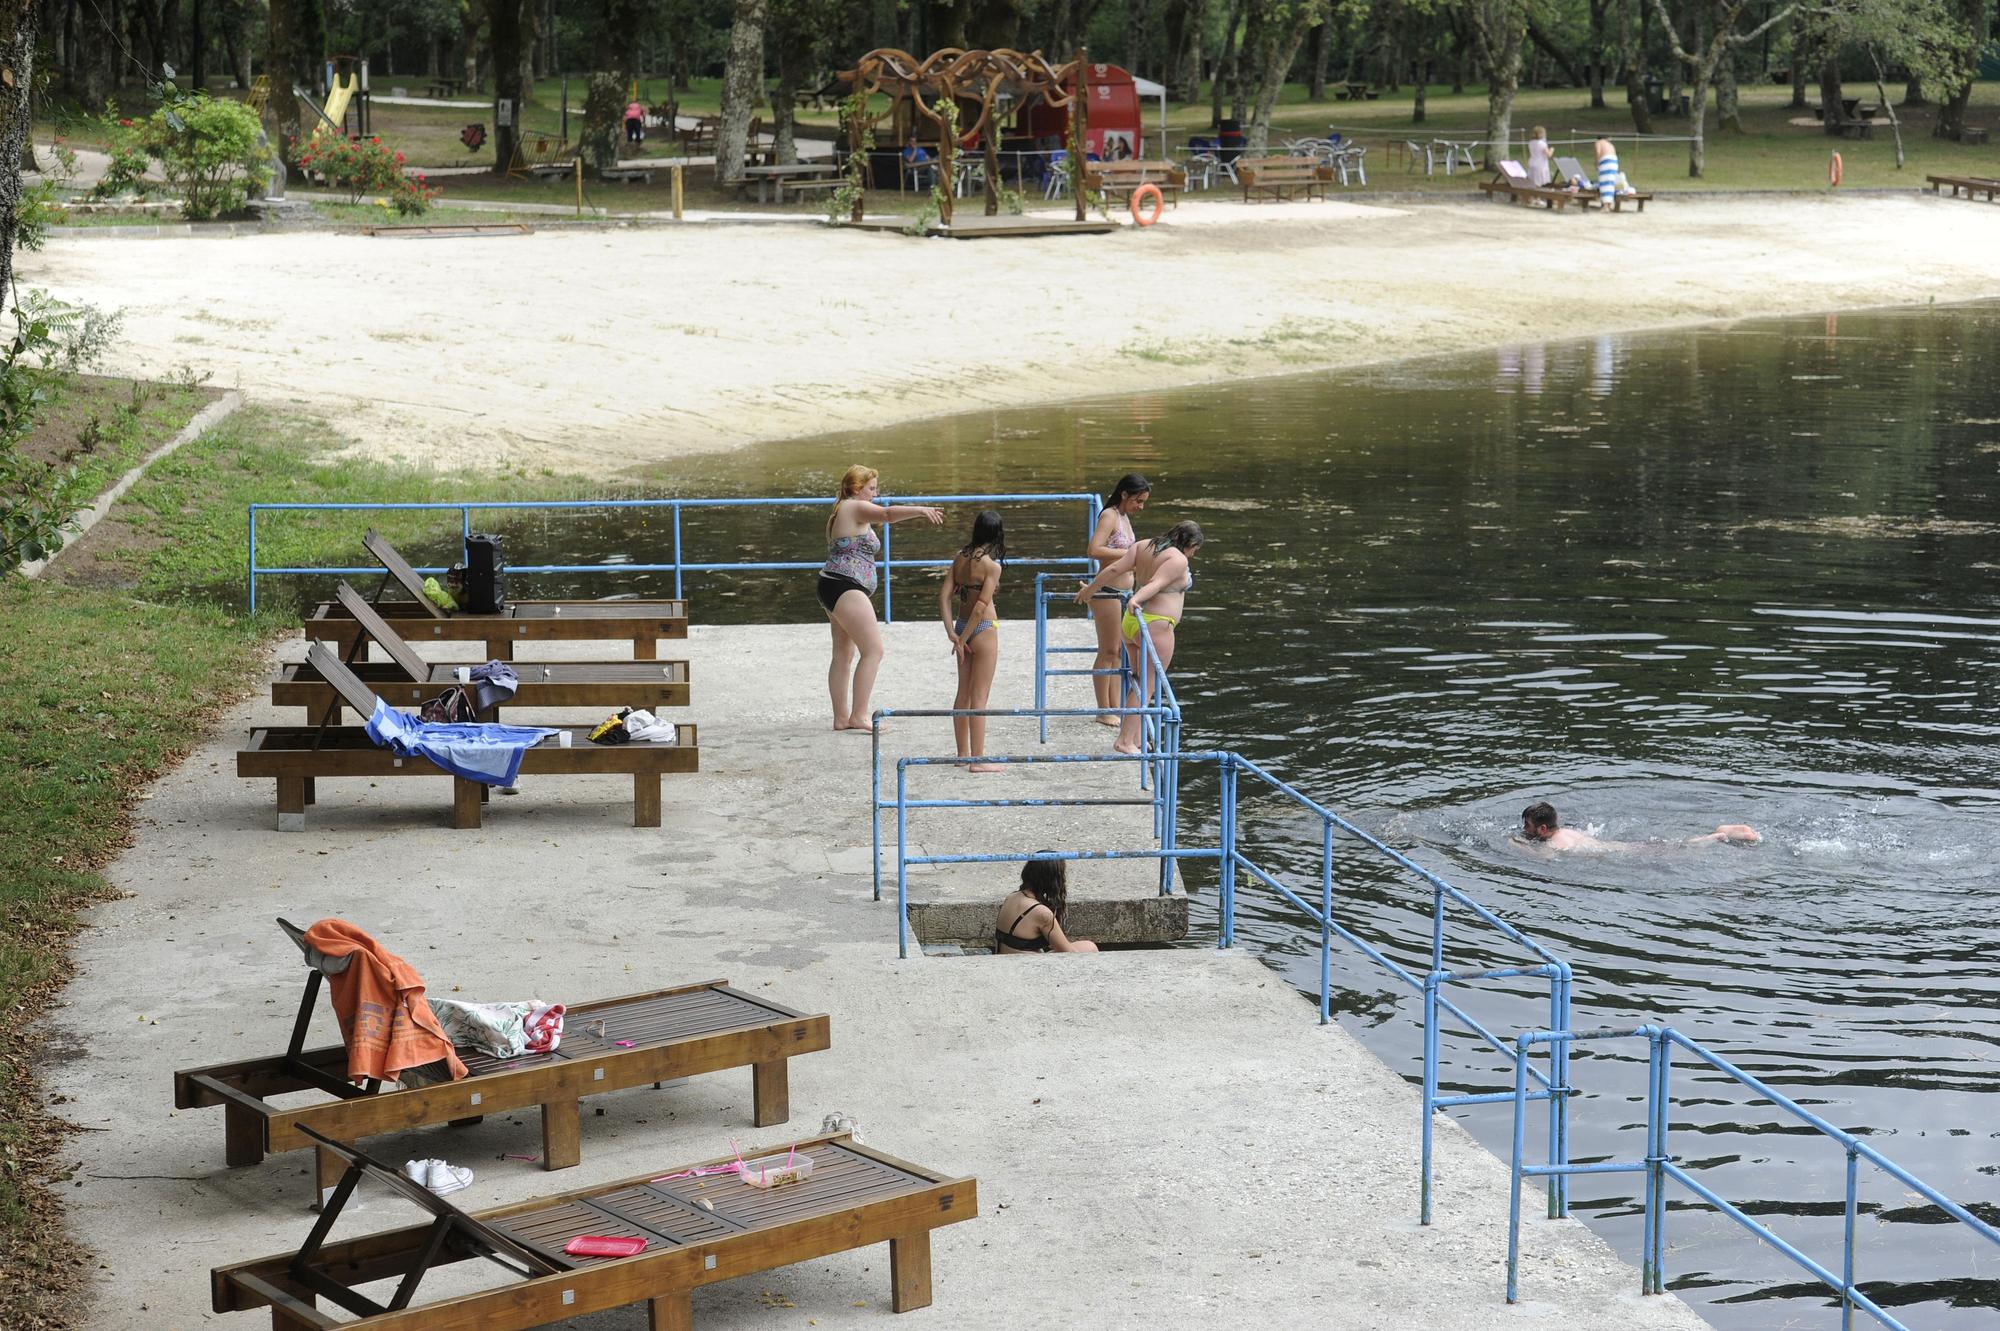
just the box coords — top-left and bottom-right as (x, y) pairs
(137, 95), (269, 220)
(1, 294), (123, 569)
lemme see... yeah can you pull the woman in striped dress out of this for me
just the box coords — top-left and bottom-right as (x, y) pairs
(1593, 136), (1619, 209)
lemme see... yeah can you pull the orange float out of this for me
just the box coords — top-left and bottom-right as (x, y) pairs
(1829, 151), (1843, 187)
(1130, 182), (1165, 227)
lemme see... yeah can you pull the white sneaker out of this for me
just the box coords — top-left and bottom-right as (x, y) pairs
(427, 1161), (474, 1196)
(403, 1158), (432, 1184)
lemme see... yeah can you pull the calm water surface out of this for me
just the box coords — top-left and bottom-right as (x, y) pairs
(291, 304), (2000, 1328)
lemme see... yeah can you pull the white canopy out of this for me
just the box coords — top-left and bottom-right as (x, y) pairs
(1131, 75), (1169, 152)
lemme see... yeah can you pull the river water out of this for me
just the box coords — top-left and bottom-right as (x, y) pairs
(290, 303), (2000, 1328)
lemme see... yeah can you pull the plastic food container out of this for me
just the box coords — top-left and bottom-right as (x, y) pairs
(738, 1153), (814, 1189)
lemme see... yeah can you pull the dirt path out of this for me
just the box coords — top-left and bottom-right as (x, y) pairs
(27, 193), (2000, 473)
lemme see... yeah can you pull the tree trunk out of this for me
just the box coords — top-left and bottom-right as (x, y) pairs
(189, 0), (206, 90)
(460, 2), (480, 88)
(1469, 0), (1527, 170)
(1904, 75), (1925, 108)
(1867, 46), (1903, 168)
(1818, 53), (1842, 136)
(1244, 4), (1315, 154)
(1716, 47), (1739, 132)
(1687, 65), (1708, 175)
(0, 0), (35, 314)
(1587, 0), (1606, 107)
(488, 0), (525, 174)
(1209, 0), (1240, 125)
(1230, 2), (1257, 123)
(715, 0), (765, 186)
(267, 0), (326, 170)
(771, 21), (804, 166)
(603, 0), (642, 86)
(1412, 54), (1428, 123)
(1933, 0), (1987, 140)
(1787, 7), (1806, 108)
(1623, 0), (1651, 133)
(1127, 0), (1150, 81)
(1306, 20), (1326, 100)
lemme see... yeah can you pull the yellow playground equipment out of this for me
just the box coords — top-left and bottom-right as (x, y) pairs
(307, 56), (371, 142)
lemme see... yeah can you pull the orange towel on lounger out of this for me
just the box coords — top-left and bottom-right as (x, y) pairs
(302, 919), (468, 1085)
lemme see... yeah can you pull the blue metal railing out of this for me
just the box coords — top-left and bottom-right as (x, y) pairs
(244, 493), (1105, 615)
(1506, 1025), (2000, 1326)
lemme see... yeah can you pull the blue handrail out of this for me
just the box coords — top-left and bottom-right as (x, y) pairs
(1506, 1025), (2000, 1326)
(245, 493), (1104, 616)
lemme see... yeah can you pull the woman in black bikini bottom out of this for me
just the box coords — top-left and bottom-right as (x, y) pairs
(993, 855), (1098, 954)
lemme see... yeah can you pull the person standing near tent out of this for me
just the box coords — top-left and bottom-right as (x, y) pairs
(624, 99), (645, 144)
(1593, 135), (1620, 209)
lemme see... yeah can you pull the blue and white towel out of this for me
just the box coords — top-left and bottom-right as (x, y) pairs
(1597, 153), (1619, 205)
(365, 698), (556, 787)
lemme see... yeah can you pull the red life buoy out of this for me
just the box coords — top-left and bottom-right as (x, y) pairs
(1829, 152), (1843, 187)
(1130, 182), (1165, 227)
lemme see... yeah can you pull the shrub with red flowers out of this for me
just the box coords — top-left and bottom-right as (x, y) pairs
(298, 133), (440, 216)
(87, 103), (156, 200)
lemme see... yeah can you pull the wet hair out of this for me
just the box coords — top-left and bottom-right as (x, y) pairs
(1106, 472), (1152, 509)
(1522, 802), (1559, 836)
(1020, 852), (1068, 924)
(1150, 520), (1205, 555)
(958, 509), (1006, 566)
(828, 464), (879, 537)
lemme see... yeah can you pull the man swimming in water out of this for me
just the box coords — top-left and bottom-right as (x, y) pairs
(1519, 801), (1760, 852)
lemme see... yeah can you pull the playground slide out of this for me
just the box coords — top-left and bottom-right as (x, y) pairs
(320, 73), (358, 136)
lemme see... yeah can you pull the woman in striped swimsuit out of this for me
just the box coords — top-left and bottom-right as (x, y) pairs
(1086, 474), (1151, 725)
(818, 465), (943, 732)
(1593, 136), (1619, 210)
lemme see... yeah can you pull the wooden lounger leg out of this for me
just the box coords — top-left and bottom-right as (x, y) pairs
(303, 777), (316, 805)
(634, 773), (661, 828)
(633, 636), (656, 661)
(315, 1145), (344, 1210)
(224, 1102), (264, 1167)
(541, 1098), (581, 1169)
(889, 1230), (933, 1313)
(648, 1290), (693, 1331)
(277, 776), (308, 833)
(453, 778), (483, 830)
(751, 1058), (789, 1126)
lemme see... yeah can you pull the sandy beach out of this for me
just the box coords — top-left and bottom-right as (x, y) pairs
(29, 193), (2000, 471)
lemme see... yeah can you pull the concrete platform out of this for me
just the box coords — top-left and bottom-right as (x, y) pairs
(41, 617), (1711, 1329)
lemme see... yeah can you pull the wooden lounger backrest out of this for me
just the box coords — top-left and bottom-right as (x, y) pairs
(1555, 155), (1588, 180)
(1496, 159), (1528, 181)
(333, 582), (430, 683)
(306, 642), (390, 719)
(363, 529), (448, 619)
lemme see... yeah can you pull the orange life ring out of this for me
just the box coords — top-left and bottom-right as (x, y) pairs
(1829, 151), (1843, 187)
(1130, 182), (1165, 227)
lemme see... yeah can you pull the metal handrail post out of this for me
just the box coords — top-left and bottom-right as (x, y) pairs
(1421, 970), (1441, 1225)
(1842, 1146), (1860, 1329)
(1319, 818), (1334, 1024)
(1506, 1031), (1531, 1302)
(1648, 1032), (1671, 1293)
(881, 518), (893, 622)
(1642, 1027), (1666, 1294)
(247, 506), (260, 612)
(671, 504), (684, 600)
(1218, 755), (1237, 946)
(893, 756), (919, 950)
(1551, 963), (1573, 1218)
(461, 504), (471, 556)
(871, 721), (883, 901)
(1034, 575), (1049, 744)
(1430, 878), (1447, 977)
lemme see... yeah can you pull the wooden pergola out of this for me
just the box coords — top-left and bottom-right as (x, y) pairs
(832, 47), (1091, 226)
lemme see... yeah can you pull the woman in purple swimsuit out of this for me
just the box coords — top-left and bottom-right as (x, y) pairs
(818, 465), (943, 732)
(1086, 474), (1151, 725)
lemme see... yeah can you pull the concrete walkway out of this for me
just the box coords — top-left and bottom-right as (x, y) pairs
(45, 618), (1710, 1329)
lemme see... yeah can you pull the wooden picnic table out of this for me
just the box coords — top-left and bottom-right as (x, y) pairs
(426, 76), (465, 99)
(1331, 81), (1379, 101)
(741, 161), (838, 203)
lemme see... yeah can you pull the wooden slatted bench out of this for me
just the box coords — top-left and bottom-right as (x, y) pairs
(597, 163), (657, 184)
(211, 1129), (974, 1330)
(1928, 173), (2000, 202)
(240, 643), (698, 830)
(1478, 163), (1577, 211)
(279, 582), (691, 717)
(1084, 160), (1186, 206)
(177, 974), (829, 1203)
(1236, 156), (1332, 203)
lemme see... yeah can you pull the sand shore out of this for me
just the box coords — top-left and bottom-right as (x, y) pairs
(29, 193), (2000, 471)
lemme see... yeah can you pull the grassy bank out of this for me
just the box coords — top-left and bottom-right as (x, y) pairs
(3, 401), (612, 1325)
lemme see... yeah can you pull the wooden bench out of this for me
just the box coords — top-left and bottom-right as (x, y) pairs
(176, 954), (829, 1202)
(425, 77), (465, 99)
(278, 583), (691, 718)
(211, 1128), (974, 1331)
(597, 163), (657, 184)
(241, 643), (698, 830)
(1236, 156), (1332, 203)
(1927, 173), (2000, 201)
(1084, 159), (1186, 206)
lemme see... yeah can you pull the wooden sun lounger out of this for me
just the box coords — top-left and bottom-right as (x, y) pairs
(1551, 155), (1653, 212)
(175, 939), (829, 1201)
(240, 644), (697, 830)
(1927, 173), (2000, 202)
(277, 583), (691, 717)
(300, 530), (690, 661)
(1478, 160), (1576, 211)
(211, 1128), (974, 1330)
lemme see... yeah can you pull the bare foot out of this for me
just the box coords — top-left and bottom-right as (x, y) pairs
(968, 762), (1004, 774)
(1112, 740), (1141, 755)
(1094, 715), (1121, 728)
(840, 720), (876, 734)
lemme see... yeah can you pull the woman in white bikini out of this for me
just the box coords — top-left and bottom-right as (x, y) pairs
(817, 465), (943, 732)
(939, 510), (1004, 772)
(1074, 520), (1203, 754)
(1085, 474), (1151, 726)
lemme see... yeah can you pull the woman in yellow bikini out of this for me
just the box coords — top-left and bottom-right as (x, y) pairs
(1074, 520), (1203, 754)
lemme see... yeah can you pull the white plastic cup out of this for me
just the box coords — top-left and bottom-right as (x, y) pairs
(455, 666), (471, 684)
(558, 731), (573, 748)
